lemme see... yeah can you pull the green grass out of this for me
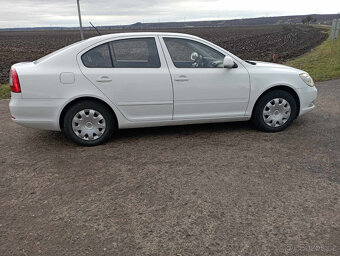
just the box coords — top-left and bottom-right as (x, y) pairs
(0, 84), (10, 99)
(286, 28), (340, 82)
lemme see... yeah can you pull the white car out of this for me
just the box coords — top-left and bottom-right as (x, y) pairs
(9, 32), (317, 146)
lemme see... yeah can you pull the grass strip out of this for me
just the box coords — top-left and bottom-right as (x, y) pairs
(0, 84), (10, 99)
(286, 27), (340, 81)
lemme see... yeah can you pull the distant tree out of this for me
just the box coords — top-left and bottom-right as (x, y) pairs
(302, 16), (316, 25)
(305, 15), (313, 25)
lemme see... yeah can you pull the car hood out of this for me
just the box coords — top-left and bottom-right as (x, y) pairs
(247, 61), (304, 73)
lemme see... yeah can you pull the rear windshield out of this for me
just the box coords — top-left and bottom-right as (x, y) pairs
(34, 40), (85, 64)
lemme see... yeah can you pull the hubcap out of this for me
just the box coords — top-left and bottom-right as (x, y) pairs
(263, 98), (291, 127)
(72, 109), (106, 141)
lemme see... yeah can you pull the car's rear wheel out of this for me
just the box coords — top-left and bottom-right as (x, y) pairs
(252, 90), (297, 132)
(63, 101), (115, 146)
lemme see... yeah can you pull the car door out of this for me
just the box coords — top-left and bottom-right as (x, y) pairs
(78, 36), (173, 122)
(159, 36), (250, 120)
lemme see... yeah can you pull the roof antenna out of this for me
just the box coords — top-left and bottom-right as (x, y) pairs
(89, 22), (102, 36)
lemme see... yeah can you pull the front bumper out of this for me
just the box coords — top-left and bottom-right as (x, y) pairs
(9, 97), (66, 131)
(297, 86), (317, 116)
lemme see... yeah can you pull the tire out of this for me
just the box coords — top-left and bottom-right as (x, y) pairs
(63, 101), (115, 146)
(252, 90), (297, 132)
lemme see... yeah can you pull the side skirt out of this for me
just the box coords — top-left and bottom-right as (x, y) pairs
(118, 116), (251, 129)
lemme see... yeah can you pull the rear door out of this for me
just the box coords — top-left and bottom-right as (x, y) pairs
(78, 36), (173, 122)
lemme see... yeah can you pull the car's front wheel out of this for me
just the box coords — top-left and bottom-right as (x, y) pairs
(252, 90), (297, 132)
(63, 101), (115, 146)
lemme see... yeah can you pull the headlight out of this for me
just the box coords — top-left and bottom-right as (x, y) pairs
(299, 73), (314, 87)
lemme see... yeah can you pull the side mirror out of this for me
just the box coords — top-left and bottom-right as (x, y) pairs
(223, 56), (237, 68)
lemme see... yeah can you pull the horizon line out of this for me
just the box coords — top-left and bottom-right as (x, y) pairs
(1, 12), (338, 30)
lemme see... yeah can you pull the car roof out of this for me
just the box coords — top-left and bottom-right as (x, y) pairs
(87, 32), (200, 42)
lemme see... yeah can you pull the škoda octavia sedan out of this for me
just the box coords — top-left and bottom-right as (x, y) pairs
(9, 33), (317, 146)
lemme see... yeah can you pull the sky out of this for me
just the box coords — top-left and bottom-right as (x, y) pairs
(0, 0), (338, 28)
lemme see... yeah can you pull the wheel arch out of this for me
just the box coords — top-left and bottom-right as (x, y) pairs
(59, 96), (119, 130)
(252, 85), (300, 118)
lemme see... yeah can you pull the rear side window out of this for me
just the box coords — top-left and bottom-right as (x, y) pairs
(81, 43), (113, 68)
(110, 38), (161, 68)
(81, 38), (161, 68)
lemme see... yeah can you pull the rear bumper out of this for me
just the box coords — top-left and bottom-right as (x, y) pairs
(298, 86), (317, 116)
(9, 98), (65, 131)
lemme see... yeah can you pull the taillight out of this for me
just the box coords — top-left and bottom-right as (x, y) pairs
(9, 68), (21, 93)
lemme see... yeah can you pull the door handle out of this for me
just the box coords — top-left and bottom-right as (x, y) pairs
(174, 75), (189, 82)
(96, 76), (112, 83)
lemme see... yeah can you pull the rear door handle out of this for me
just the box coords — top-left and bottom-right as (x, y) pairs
(96, 76), (112, 83)
(174, 75), (189, 82)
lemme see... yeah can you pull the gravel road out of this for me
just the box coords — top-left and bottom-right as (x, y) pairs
(0, 80), (339, 256)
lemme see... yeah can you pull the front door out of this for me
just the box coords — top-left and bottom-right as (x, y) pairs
(159, 36), (250, 120)
(78, 36), (173, 122)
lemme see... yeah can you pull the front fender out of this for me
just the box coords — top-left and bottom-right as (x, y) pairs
(246, 80), (303, 117)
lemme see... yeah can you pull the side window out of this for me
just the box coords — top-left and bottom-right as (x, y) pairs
(110, 38), (161, 68)
(164, 38), (225, 68)
(81, 43), (112, 68)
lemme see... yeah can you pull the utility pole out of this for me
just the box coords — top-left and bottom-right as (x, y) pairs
(77, 0), (84, 40)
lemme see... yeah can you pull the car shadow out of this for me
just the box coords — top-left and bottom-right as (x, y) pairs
(111, 121), (255, 143)
(36, 120), (254, 146)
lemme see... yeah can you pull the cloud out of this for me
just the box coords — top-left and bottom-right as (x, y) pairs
(0, 0), (338, 28)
